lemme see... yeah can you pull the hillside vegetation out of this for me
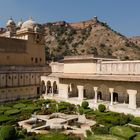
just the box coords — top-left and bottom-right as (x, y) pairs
(43, 19), (140, 61)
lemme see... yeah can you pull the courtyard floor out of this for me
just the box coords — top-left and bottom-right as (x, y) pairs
(42, 93), (140, 117)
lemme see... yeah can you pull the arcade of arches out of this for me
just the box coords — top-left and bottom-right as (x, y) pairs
(41, 78), (140, 110)
(41, 80), (58, 95)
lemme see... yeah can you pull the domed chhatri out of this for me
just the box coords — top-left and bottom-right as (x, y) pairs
(6, 17), (16, 27)
(17, 19), (23, 28)
(21, 17), (37, 30)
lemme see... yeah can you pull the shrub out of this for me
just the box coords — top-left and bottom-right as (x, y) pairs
(130, 117), (140, 126)
(84, 108), (94, 115)
(4, 109), (21, 116)
(134, 134), (140, 140)
(91, 124), (109, 134)
(109, 126), (136, 140)
(86, 130), (92, 137)
(13, 103), (26, 109)
(0, 116), (13, 124)
(85, 135), (125, 140)
(0, 125), (17, 140)
(22, 105), (40, 112)
(0, 111), (4, 115)
(0, 106), (12, 111)
(98, 104), (106, 112)
(78, 107), (84, 115)
(81, 101), (89, 109)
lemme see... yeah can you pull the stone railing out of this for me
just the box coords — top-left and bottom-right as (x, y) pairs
(97, 60), (140, 75)
(50, 62), (64, 73)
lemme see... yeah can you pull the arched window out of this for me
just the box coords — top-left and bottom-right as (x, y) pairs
(31, 57), (34, 62)
(40, 80), (46, 94)
(53, 81), (58, 94)
(35, 58), (38, 63)
(47, 81), (52, 93)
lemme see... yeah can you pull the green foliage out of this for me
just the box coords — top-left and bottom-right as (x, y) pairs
(86, 130), (92, 137)
(83, 108), (95, 115)
(0, 116), (14, 124)
(130, 117), (140, 126)
(98, 104), (106, 112)
(78, 106), (84, 115)
(91, 124), (109, 134)
(0, 106), (12, 111)
(96, 112), (132, 126)
(134, 134), (140, 140)
(34, 132), (80, 140)
(13, 103), (26, 109)
(22, 105), (40, 112)
(0, 111), (4, 115)
(58, 101), (76, 114)
(4, 109), (21, 116)
(109, 126), (136, 140)
(85, 134), (125, 140)
(81, 101), (89, 109)
(0, 125), (17, 140)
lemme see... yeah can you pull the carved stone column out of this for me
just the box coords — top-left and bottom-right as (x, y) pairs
(58, 84), (68, 99)
(127, 89), (137, 109)
(109, 88), (114, 105)
(93, 87), (98, 103)
(77, 85), (84, 100)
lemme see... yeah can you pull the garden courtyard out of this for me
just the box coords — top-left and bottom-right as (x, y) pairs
(0, 98), (140, 139)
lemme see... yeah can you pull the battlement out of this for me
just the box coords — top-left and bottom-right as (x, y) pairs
(69, 16), (98, 29)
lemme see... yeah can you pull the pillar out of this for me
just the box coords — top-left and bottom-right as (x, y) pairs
(93, 87), (98, 103)
(127, 89), (137, 109)
(109, 88), (114, 105)
(51, 86), (54, 97)
(58, 84), (68, 99)
(77, 85), (84, 100)
(45, 82), (48, 95)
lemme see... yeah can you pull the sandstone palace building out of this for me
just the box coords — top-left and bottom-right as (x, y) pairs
(0, 18), (140, 116)
(0, 18), (50, 101)
(41, 55), (140, 116)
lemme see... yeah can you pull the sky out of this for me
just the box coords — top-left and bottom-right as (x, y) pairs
(0, 0), (140, 37)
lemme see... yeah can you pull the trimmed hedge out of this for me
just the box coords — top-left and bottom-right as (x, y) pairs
(0, 116), (13, 124)
(85, 135), (125, 140)
(13, 103), (26, 109)
(0, 106), (12, 111)
(0, 125), (17, 140)
(4, 109), (21, 116)
(109, 126), (136, 140)
(134, 134), (140, 140)
(130, 117), (140, 126)
(22, 105), (40, 112)
(81, 101), (89, 109)
(91, 124), (109, 134)
(98, 104), (106, 112)
(96, 112), (132, 126)
(0, 111), (4, 115)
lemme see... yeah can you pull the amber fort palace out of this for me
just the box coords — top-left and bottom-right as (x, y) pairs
(0, 18), (140, 116)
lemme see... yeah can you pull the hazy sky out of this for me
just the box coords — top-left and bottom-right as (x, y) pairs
(0, 0), (140, 37)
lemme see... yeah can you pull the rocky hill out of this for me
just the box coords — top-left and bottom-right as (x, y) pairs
(129, 36), (140, 46)
(43, 17), (140, 61)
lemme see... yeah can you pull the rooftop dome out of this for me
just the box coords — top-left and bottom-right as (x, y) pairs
(21, 17), (37, 30)
(6, 18), (16, 27)
(17, 19), (23, 28)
